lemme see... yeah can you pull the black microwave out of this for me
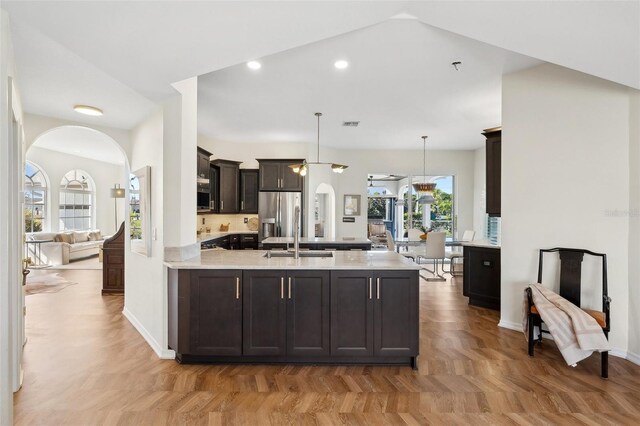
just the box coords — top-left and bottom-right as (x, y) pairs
(197, 192), (210, 211)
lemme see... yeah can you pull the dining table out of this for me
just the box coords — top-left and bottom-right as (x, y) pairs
(393, 237), (464, 253)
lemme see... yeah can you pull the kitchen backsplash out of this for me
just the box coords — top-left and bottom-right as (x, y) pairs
(197, 214), (259, 232)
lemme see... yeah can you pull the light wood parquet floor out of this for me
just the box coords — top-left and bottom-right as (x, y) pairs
(14, 269), (640, 425)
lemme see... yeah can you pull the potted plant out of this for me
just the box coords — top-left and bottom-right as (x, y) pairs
(419, 226), (431, 240)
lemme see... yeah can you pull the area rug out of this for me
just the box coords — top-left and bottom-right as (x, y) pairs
(24, 272), (77, 295)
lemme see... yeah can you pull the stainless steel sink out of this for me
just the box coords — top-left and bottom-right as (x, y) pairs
(263, 251), (334, 258)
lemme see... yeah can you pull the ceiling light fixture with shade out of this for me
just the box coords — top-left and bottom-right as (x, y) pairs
(74, 104), (103, 116)
(413, 135), (436, 205)
(290, 112), (348, 176)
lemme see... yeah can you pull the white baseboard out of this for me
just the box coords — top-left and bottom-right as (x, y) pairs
(625, 350), (640, 365)
(122, 307), (175, 359)
(497, 319), (522, 331)
(498, 320), (640, 365)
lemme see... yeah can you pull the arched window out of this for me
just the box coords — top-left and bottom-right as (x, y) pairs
(24, 161), (48, 232)
(59, 169), (94, 230)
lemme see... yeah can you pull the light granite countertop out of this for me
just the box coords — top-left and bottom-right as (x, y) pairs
(197, 231), (258, 243)
(262, 237), (372, 245)
(165, 250), (421, 270)
(462, 240), (501, 249)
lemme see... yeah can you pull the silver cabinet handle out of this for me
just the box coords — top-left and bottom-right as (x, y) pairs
(236, 277), (240, 299)
(369, 277), (372, 299)
(221, 200), (224, 210)
(288, 277), (292, 299)
(241, 201), (244, 210)
(377, 278), (380, 300)
(281, 277), (284, 299)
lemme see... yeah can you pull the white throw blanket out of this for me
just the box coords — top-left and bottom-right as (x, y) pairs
(523, 284), (610, 366)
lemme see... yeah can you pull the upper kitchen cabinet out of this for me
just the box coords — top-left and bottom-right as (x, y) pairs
(239, 169), (259, 214)
(257, 159), (304, 192)
(483, 128), (501, 217)
(197, 148), (212, 193)
(211, 160), (241, 214)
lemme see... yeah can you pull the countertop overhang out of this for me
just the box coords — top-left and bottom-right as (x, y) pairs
(461, 240), (501, 249)
(165, 250), (421, 270)
(197, 231), (258, 243)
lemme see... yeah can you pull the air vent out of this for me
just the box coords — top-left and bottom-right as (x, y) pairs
(342, 121), (360, 127)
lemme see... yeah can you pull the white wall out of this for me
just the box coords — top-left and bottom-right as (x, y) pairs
(123, 108), (171, 358)
(26, 147), (125, 235)
(628, 90), (640, 362)
(501, 63), (632, 355)
(473, 146), (486, 239)
(0, 9), (24, 424)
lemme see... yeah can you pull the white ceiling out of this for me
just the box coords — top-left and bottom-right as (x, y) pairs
(2, 1), (638, 133)
(198, 19), (541, 150)
(30, 126), (126, 165)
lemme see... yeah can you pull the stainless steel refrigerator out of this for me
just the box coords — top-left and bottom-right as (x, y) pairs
(259, 192), (303, 242)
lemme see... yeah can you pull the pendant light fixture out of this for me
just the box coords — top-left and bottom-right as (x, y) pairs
(413, 136), (436, 204)
(290, 112), (348, 175)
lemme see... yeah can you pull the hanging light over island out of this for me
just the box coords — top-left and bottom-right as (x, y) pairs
(290, 113), (349, 175)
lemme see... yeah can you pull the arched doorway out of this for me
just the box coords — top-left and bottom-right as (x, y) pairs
(25, 126), (130, 267)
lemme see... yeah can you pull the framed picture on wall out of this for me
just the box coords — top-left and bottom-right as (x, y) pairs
(343, 194), (361, 216)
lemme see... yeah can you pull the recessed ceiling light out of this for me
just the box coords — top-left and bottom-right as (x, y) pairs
(74, 105), (103, 116)
(334, 60), (349, 70)
(247, 61), (261, 70)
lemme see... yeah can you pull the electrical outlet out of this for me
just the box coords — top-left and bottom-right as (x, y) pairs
(244, 218), (248, 223)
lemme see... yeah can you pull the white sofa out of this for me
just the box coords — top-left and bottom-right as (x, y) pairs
(26, 230), (108, 265)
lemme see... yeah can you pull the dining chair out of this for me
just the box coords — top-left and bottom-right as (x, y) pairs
(407, 228), (423, 241)
(417, 231), (446, 281)
(387, 230), (423, 261)
(445, 230), (476, 276)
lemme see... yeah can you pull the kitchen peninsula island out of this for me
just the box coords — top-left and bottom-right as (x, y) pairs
(166, 250), (420, 368)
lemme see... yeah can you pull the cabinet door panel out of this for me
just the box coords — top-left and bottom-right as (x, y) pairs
(287, 271), (330, 356)
(373, 271), (419, 357)
(280, 163), (303, 191)
(189, 270), (242, 356)
(219, 164), (239, 213)
(259, 162), (281, 191)
(243, 270), (287, 355)
(209, 165), (219, 212)
(330, 271), (374, 356)
(240, 169), (259, 213)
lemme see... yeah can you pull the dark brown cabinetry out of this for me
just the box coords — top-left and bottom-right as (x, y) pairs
(242, 270), (330, 357)
(463, 246), (501, 310)
(330, 270), (418, 358)
(102, 222), (125, 295)
(168, 269), (242, 358)
(243, 270), (287, 356)
(330, 271), (374, 356)
(257, 159), (304, 191)
(212, 160), (241, 214)
(197, 148), (211, 188)
(168, 267), (418, 367)
(209, 165), (218, 211)
(239, 234), (258, 250)
(188, 270), (243, 356)
(286, 271), (331, 356)
(484, 128), (501, 217)
(239, 169), (259, 213)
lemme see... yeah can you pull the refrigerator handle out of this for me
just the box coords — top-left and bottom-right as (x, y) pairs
(276, 193), (281, 237)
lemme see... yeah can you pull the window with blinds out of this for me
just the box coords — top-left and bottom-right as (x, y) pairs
(486, 215), (501, 245)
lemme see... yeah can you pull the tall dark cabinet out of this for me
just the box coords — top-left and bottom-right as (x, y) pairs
(211, 160), (241, 214)
(239, 169), (259, 213)
(257, 159), (304, 191)
(102, 222), (125, 295)
(484, 128), (501, 216)
(463, 246), (501, 311)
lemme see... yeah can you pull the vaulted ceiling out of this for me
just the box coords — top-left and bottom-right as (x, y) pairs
(3, 1), (638, 148)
